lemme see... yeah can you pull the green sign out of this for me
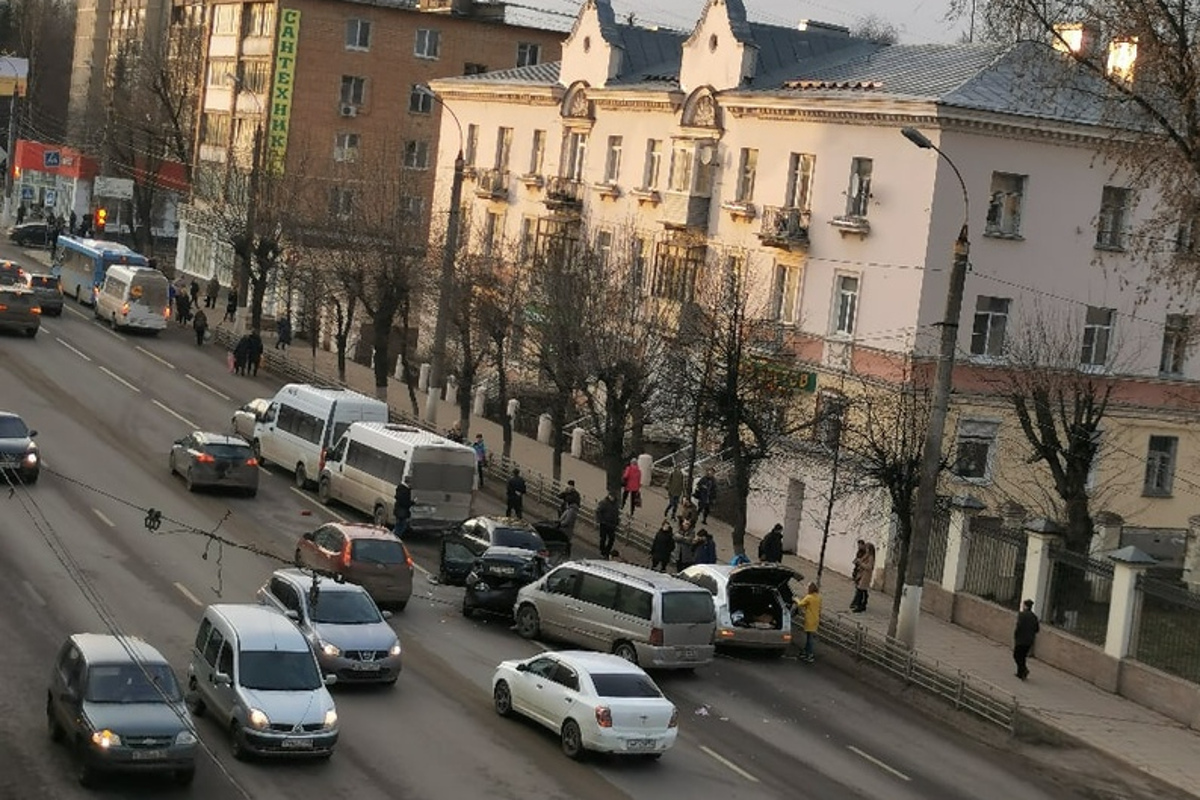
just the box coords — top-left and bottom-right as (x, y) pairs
(267, 9), (301, 172)
(750, 357), (818, 394)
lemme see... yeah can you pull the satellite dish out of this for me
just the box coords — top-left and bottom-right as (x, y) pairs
(698, 145), (716, 166)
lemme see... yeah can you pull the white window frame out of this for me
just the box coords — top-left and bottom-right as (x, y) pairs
(1160, 313), (1190, 375)
(735, 147), (757, 203)
(329, 187), (354, 219)
(400, 196), (425, 227)
(1143, 435), (1177, 497)
(408, 85), (432, 114)
(340, 75), (366, 106)
(481, 211), (502, 256)
(563, 131), (587, 181)
(1080, 306), (1115, 368)
(785, 152), (815, 211)
(985, 172), (1025, 237)
(603, 136), (622, 184)
(414, 28), (441, 59)
(594, 230), (613, 267)
(772, 261), (801, 324)
(1096, 186), (1131, 249)
(516, 42), (541, 67)
(846, 157), (872, 217)
(642, 139), (661, 190)
(333, 132), (360, 163)
(832, 273), (859, 336)
(403, 140), (430, 170)
(464, 124), (478, 166)
(952, 419), (1000, 483)
(345, 18), (371, 51)
(631, 236), (649, 290)
(970, 295), (1011, 359)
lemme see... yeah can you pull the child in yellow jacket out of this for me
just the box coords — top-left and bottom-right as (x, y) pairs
(795, 582), (821, 663)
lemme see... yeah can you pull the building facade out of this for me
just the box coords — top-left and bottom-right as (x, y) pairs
(427, 0), (1200, 573)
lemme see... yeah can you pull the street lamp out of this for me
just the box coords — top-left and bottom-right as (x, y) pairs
(895, 126), (971, 649)
(417, 84), (465, 425)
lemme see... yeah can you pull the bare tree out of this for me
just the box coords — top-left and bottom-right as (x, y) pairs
(0, 0), (73, 139)
(850, 14), (900, 45)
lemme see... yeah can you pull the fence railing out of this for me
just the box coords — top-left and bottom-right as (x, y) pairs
(1134, 574), (1200, 684)
(1045, 545), (1112, 646)
(961, 521), (1026, 605)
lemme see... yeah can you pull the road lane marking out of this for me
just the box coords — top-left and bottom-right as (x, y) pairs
(699, 745), (760, 783)
(847, 745), (911, 782)
(56, 337), (92, 362)
(174, 582), (203, 608)
(136, 345), (176, 370)
(92, 509), (116, 527)
(152, 399), (197, 428)
(99, 366), (141, 393)
(23, 581), (46, 607)
(38, 322), (53, 333)
(91, 320), (122, 339)
(66, 305), (89, 320)
(186, 373), (230, 400)
(289, 486), (346, 520)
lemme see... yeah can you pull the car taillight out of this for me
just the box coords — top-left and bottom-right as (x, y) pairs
(163, 305), (170, 318)
(341, 544), (352, 569)
(318, 448), (326, 471)
(595, 707), (612, 728)
(121, 302), (129, 315)
(0, 304), (7, 312)
(668, 707), (678, 728)
(403, 544), (414, 568)
(30, 305), (41, 315)
(195, 453), (215, 463)
(649, 627), (664, 646)
(245, 457), (258, 467)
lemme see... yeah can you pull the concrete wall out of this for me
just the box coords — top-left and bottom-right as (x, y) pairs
(1118, 660), (1200, 730)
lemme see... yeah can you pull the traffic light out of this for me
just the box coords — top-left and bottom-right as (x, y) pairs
(95, 208), (107, 234)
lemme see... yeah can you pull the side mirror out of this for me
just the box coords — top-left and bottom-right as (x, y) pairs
(515, 662), (529, 673)
(213, 672), (232, 686)
(28, 429), (37, 438)
(323, 674), (338, 686)
(381, 610), (393, 620)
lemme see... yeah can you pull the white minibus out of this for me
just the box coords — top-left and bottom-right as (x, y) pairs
(95, 265), (170, 332)
(253, 384), (388, 488)
(318, 422), (477, 532)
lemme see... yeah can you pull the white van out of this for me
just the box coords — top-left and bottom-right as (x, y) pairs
(319, 422), (476, 531)
(253, 384), (388, 488)
(95, 265), (170, 332)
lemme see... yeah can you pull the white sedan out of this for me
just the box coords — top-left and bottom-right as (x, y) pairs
(492, 651), (678, 760)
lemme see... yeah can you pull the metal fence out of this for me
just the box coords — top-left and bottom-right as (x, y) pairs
(961, 518), (1026, 605)
(1044, 545), (1112, 646)
(818, 612), (1017, 731)
(1134, 574), (1200, 684)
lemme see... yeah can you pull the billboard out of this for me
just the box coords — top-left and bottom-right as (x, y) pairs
(267, 9), (300, 172)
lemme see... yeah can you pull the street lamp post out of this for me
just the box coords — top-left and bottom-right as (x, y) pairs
(895, 126), (971, 649)
(418, 84), (465, 425)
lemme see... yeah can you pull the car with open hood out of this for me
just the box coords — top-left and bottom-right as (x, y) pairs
(462, 546), (549, 619)
(679, 563), (800, 652)
(440, 515), (548, 586)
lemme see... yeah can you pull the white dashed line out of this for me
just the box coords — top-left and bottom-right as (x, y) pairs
(92, 508), (116, 527)
(174, 582), (204, 608)
(65, 305), (89, 320)
(38, 322), (53, 333)
(136, 345), (176, 370)
(185, 373), (230, 400)
(699, 745), (760, 783)
(98, 366), (141, 393)
(288, 486), (346, 520)
(92, 320), (122, 339)
(23, 581), (46, 607)
(152, 399), (197, 428)
(55, 337), (91, 362)
(847, 745), (911, 782)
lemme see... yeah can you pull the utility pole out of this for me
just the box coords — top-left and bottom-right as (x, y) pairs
(236, 122), (263, 335)
(896, 127), (971, 649)
(3, 78), (18, 218)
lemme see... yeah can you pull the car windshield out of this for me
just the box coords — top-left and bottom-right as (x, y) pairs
(493, 527), (544, 551)
(661, 591), (716, 624)
(28, 276), (56, 289)
(590, 673), (663, 698)
(238, 650), (321, 691)
(310, 590), (381, 624)
(204, 443), (254, 460)
(85, 663), (183, 703)
(351, 539), (407, 565)
(0, 417), (29, 438)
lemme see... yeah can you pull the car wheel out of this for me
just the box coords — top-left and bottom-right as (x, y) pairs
(185, 468), (196, 492)
(76, 740), (98, 787)
(46, 696), (64, 743)
(515, 605), (540, 640)
(174, 767), (196, 786)
(373, 504), (387, 527)
(560, 719), (585, 761)
(25, 327), (36, 338)
(493, 680), (513, 717)
(229, 721), (250, 761)
(317, 477), (332, 505)
(614, 641), (639, 665)
(294, 463), (308, 489)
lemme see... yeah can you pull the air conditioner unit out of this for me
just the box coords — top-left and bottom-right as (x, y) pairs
(340, 104), (358, 118)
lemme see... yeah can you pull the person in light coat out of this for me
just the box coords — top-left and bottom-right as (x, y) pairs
(852, 542), (876, 613)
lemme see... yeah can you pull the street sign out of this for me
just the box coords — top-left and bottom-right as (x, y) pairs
(93, 176), (134, 201)
(44, 189), (56, 207)
(20, 186), (32, 200)
(43, 150), (61, 168)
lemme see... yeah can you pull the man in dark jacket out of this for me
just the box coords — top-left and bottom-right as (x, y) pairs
(246, 330), (264, 376)
(505, 468), (527, 518)
(596, 491), (620, 559)
(759, 523), (784, 563)
(232, 334), (251, 375)
(558, 480), (581, 514)
(393, 480), (414, 539)
(650, 521), (675, 572)
(694, 469), (717, 524)
(691, 530), (717, 564)
(1013, 599), (1040, 680)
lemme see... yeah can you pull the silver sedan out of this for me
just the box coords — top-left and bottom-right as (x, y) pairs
(169, 432), (260, 496)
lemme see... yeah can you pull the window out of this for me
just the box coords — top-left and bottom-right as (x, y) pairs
(952, 420), (999, 481)
(1177, 215), (1200, 254)
(651, 242), (703, 302)
(668, 141), (693, 192)
(603, 135), (622, 183)
(814, 391), (846, 450)
(833, 274), (859, 335)
(1080, 306), (1114, 367)
(1143, 435), (1177, 496)
(340, 75), (366, 106)
(846, 157), (872, 217)
(772, 262), (801, 323)
(1160, 314), (1190, 375)
(329, 187), (354, 218)
(212, 4), (238, 35)
(642, 139), (662, 189)
(785, 152), (815, 211)
(465, 124), (478, 166)
(202, 627), (224, 666)
(345, 18), (371, 49)
(985, 172), (1025, 236)
(516, 42), (541, 67)
(735, 147), (757, 203)
(970, 296), (1011, 358)
(577, 574), (620, 608)
(243, 3), (274, 37)
(408, 85), (432, 113)
(1085, 429), (1104, 491)
(240, 60), (270, 94)
(200, 113), (229, 144)
(415, 28), (441, 59)
(403, 140), (430, 169)
(207, 59), (236, 88)
(482, 211), (502, 256)
(334, 132), (360, 162)
(563, 131), (587, 180)
(528, 130), (545, 174)
(495, 127), (513, 170)
(631, 236), (649, 290)
(400, 196), (425, 227)
(1096, 186), (1131, 249)
(194, 619), (213, 654)
(595, 230), (613, 267)
(613, 585), (652, 619)
(463, 62), (487, 75)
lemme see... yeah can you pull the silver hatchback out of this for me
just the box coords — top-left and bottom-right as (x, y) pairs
(170, 432), (260, 496)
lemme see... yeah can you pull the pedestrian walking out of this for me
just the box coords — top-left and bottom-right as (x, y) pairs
(558, 479), (581, 514)
(691, 529), (717, 565)
(694, 468), (717, 524)
(621, 458), (642, 515)
(192, 309), (208, 346)
(233, 334), (251, 376)
(393, 479), (414, 539)
(851, 542), (876, 613)
(759, 523), (784, 563)
(246, 329), (264, 376)
(650, 520), (675, 572)
(15, 204), (25, 225)
(276, 315), (292, 350)
(69, 210), (77, 235)
(224, 289), (238, 323)
(472, 434), (487, 487)
(1013, 599), (1040, 680)
(189, 279), (200, 308)
(596, 491), (620, 559)
(674, 519), (697, 572)
(205, 275), (220, 309)
(176, 292), (192, 326)
(505, 468), (527, 518)
(796, 582), (822, 663)
(558, 501), (579, 542)
(665, 464), (684, 519)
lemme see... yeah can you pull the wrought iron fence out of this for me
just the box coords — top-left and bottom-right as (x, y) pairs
(1044, 545), (1112, 646)
(961, 519), (1026, 605)
(1134, 574), (1200, 684)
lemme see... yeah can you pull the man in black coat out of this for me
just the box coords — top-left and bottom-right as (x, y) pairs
(393, 480), (414, 539)
(758, 523), (784, 563)
(505, 468), (527, 518)
(558, 479), (581, 515)
(1013, 599), (1040, 680)
(246, 330), (264, 376)
(596, 491), (620, 559)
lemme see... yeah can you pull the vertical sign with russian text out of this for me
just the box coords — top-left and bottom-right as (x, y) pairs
(268, 9), (300, 172)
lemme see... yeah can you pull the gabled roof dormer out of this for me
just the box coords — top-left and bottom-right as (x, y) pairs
(560, 0), (623, 87)
(680, 0), (758, 92)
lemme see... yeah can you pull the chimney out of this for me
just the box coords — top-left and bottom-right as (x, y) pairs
(798, 19), (851, 37)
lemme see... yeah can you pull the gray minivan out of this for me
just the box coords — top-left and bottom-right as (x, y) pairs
(513, 560), (716, 669)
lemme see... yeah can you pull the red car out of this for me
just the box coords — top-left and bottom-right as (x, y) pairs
(294, 523), (414, 610)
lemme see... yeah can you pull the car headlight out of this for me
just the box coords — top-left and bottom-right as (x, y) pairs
(174, 730), (198, 746)
(23, 451), (37, 465)
(91, 729), (122, 748)
(323, 709), (338, 729)
(247, 708), (270, 729)
(320, 642), (341, 657)
(389, 641), (401, 656)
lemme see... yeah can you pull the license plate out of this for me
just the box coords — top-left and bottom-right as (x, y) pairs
(626, 739), (656, 750)
(130, 749), (167, 760)
(489, 566), (516, 576)
(351, 661), (382, 671)
(281, 738), (314, 749)
(678, 647), (696, 660)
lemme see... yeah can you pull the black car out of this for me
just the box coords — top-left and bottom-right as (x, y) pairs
(0, 412), (39, 485)
(461, 546), (548, 619)
(439, 516), (548, 586)
(9, 221), (51, 247)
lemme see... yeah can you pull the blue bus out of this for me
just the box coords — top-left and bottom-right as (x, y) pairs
(54, 236), (150, 306)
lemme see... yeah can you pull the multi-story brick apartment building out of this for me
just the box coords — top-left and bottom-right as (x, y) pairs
(427, 0), (1200, 575)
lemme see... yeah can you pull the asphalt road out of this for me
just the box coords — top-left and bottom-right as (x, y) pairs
(0, 251), (1087, 800)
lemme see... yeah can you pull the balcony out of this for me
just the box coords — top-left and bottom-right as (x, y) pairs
(759, 206), (810, 250)
(475, 168), (509, 201)
(544, 176), (584, 213)
(660, 190), (711, 231)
